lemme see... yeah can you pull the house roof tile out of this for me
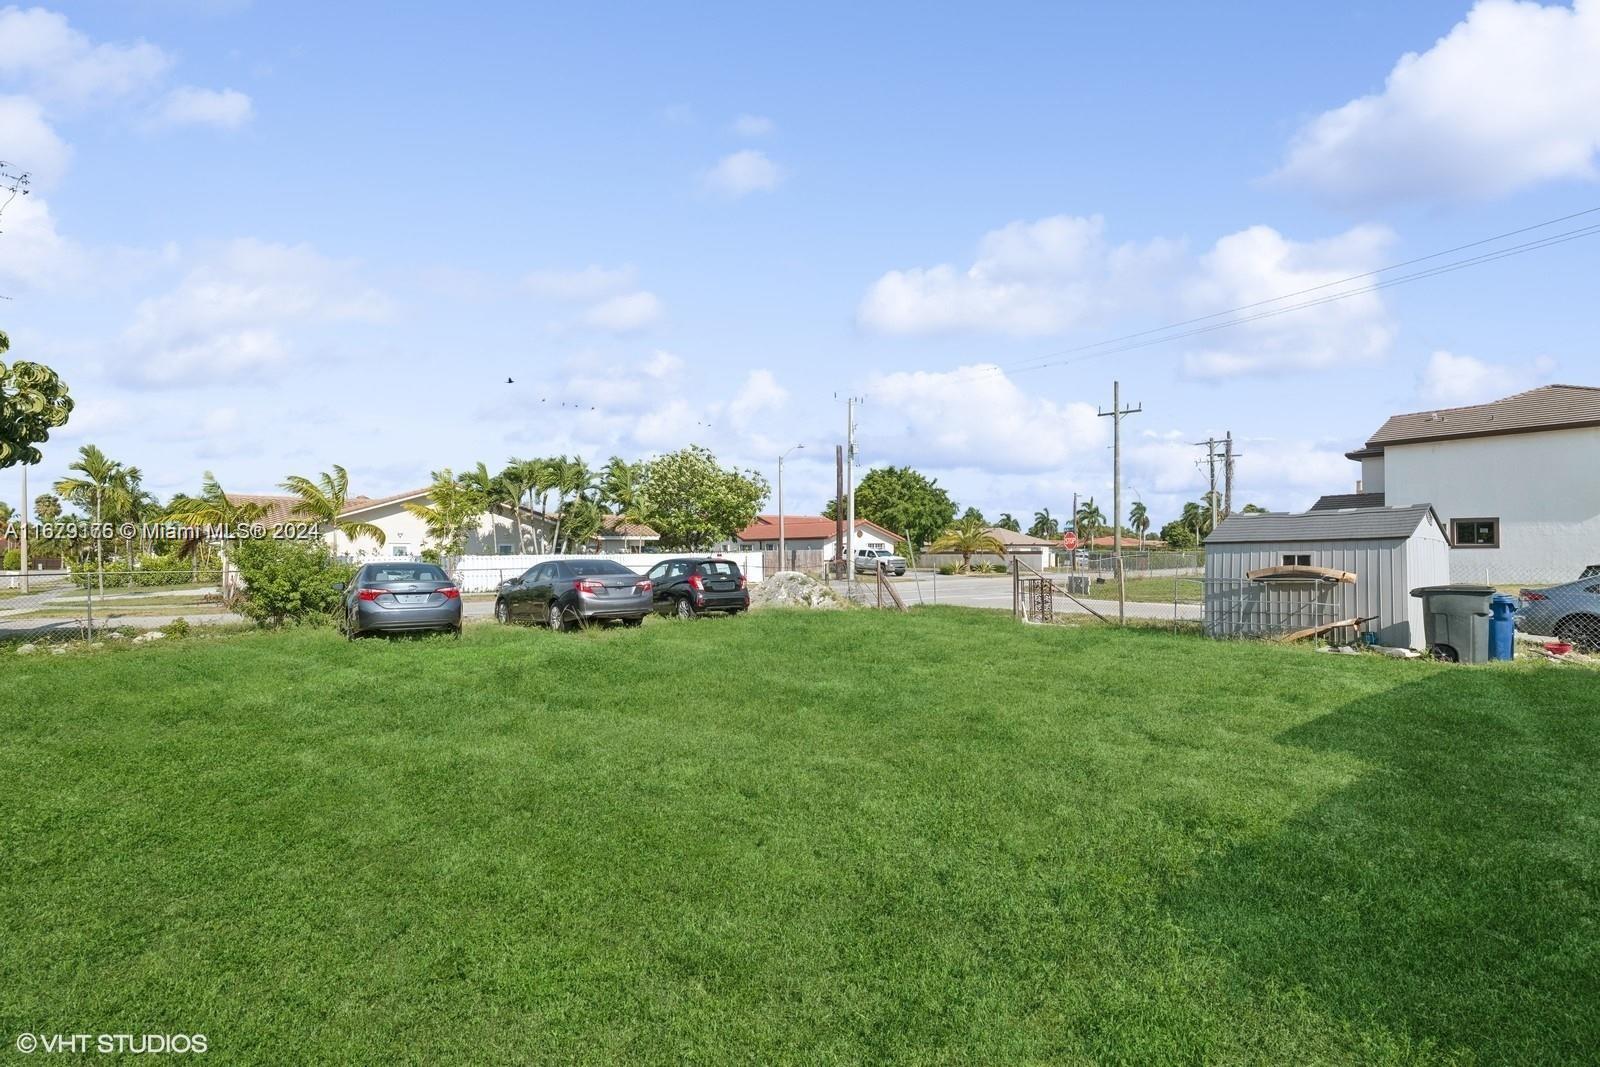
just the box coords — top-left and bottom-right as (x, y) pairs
(1364, 384), (1600, 448)
(732, 514), (904, 543)
(1205, 504), (1442, 545)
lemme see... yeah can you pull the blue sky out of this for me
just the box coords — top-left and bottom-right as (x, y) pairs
(4, 0), (1599, 528)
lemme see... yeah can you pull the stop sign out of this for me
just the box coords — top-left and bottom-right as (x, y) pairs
(1061, 532), (1078, 550)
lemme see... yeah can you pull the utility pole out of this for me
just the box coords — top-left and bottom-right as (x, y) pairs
(1070, 490), (1079, 576)
(1194, 436), (1222, 530)
(845, 396), (862, 593)
(778, 444), (803, 572)
(1098, 381), (1141, 625)
(834, 446), (845, 578)
(1223, 432), (1242, 518)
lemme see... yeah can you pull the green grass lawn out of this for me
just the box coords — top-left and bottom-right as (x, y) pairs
(1079, 574), (1203, 604)
(4, 608), (1596, 1063)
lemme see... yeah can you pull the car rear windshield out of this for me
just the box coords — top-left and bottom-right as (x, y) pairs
(698, 561), (740, 578)
(365, 564), (447, 583)
(564, 560), (637, 577)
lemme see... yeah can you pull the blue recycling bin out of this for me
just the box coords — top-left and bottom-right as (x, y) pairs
(1489, 594), (1518, 661)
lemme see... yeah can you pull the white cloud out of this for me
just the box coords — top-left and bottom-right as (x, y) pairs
(703, 149), (782, 197)
(641, 349), (682, 379)
(862, 363), (1106, 474)
(858, 214), (1182, 336)
(0, 6), (171, 109)
(580, 290), (662, 332)
(1417, 349), (1554, 406)
(727, 369), (787, 427)
(118, 239), (391, 387)
(731, 113), (774, 136)
(1178, 224), (1395, 379)
(523, 264), (637, 301)
(0, 94), (70, 184)
(1275, 0), (1600, 203)
(155, 86), (252, 129)
(0, 189), (83, 289)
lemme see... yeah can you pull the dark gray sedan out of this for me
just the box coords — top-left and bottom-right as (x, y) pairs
(339, 562), (462, 638)
(1517, 575), (1600, 650)
(493, 558), (652, 630)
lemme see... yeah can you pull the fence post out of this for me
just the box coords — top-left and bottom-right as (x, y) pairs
(1012, 558), (1019, 620)
(84, 576), (93, 640)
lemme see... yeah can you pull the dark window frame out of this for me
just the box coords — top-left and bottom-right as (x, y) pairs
(1281, 553), (1312, 567)
(1450, 517), (1500, 548)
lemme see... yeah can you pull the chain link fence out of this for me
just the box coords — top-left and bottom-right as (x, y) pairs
(0, 569), (229, 643)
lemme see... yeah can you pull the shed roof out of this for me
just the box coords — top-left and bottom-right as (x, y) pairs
(1205, 504), (1441, 545)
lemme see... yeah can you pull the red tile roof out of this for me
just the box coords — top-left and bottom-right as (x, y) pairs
(597, 515), (659, 539)
(732, 514), (904, 543)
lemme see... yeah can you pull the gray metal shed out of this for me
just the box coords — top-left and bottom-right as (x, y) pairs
(1203, 504), (1452, 648)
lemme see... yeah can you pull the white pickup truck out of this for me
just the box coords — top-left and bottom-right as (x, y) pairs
(853, 547), (907, 576)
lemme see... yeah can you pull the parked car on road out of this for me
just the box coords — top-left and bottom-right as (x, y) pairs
(853, 547), (906, 576)
(340, 562), (462, 638)
(494, 558), (653, 630)
(645, 556), (749, 618)
(1517, 576), (1600, 650)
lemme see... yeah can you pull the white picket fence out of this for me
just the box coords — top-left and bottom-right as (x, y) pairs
(449, 552), (766, 593)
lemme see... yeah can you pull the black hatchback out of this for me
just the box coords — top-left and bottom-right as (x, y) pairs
(645, 557), (749, 619)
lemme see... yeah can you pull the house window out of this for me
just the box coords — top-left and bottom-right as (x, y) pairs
(1281, 554), (1312, 567)
(498, 544), (514, 555)
(392, 546), (409, 557)
(1451, 518), (1499, 548)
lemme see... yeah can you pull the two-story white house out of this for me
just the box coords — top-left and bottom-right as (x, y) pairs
(1319, 385), (1600, 583)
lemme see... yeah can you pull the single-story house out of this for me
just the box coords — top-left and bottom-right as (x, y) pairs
(1322, 384), (1599, 583)
(716, 514), (904, 564)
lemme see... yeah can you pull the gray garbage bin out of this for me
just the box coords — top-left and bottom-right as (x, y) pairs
(1410, 585), (1495, 663)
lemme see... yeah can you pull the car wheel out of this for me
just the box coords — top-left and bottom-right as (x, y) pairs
(1555, 615), (1600, 652)
(548, 601), (568, 631)
(675, 598), (696, 620)
(494, 599), (510, 625)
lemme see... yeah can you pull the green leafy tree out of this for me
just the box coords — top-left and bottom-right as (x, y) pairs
(0, 329), (73, 468)
(994, 512), (1021, 533)
(404, 469), (485, 559)
(1129, 501), (1150, 548)
(454, 462), (505, 554)
(931, 514), (1010, 574)
(822, 466), (955, 549)
(165, 473), (271, 570)
(53, 444), (121, 594)
(959, 505), (986, 525)
(32, 492), (61, 522)
(230, 537), (352, 627)
(281, 464), (387, 551)
(1241, 502), (1267, 514)
(0, 499), (12, 531)
(637, 445), (769, 550)
(498, 458), (543, 552)
(560, 496), (604, 550)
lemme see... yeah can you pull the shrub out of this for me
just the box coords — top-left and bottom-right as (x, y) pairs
(2, 548), (18, 570)
(229, 539), (353, 627)
(162, 617), (191, 639)
(937, 564), (960, 575)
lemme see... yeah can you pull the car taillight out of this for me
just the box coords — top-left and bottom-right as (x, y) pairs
(357, 588), (383, 601)
(439, 586), (460, 599)
(636, 579), (653, 592)
(1522, 591), (1546, 600)
(574, 579), (605, 593)
(737, 574), (746, 589)
(687, 573), (704, 591)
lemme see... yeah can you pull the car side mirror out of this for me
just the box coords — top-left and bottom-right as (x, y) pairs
(332, 580), (347, 591)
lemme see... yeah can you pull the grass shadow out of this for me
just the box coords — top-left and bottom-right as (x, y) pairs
(1166, 666), (1600, 1060)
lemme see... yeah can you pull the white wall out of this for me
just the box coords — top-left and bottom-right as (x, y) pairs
(449, 552), (766, 592)
(1361, 455), (1385, 494)
(1383, 426), (1600, 582)
(334, 503), (539, 560)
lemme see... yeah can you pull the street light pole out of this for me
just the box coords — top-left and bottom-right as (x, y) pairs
(778, 444), (803, 573)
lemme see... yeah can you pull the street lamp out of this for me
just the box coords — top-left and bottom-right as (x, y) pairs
(777, 444), (804, 572)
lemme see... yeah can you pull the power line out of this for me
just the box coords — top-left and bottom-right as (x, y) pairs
(934, 207), (1600, 386)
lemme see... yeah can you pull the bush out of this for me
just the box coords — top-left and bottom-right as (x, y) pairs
(229, 539), (353, 627)
(162, 617), (191, 639)
(937, 564), (960, 575)
(2, 548), (18, 570)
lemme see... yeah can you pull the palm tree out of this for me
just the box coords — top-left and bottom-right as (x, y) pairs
(456, 462), (502, 555)
(599, 456), (643, 519)
(33, 493), (61, 522)
(994, 512), (1021, 533)
(0, 499), (12, 531)
(531, 457), (561, 550)
(54, 444), (122, 594)
(1075, 498), (1106, 544)
(280, 465), (386, 553)
(560, 496), (604, 551)
(1028, 508), (1059, 539)
(931, 514), (1010, 573)
(105, 465), (157, 583)
(404, 468), (483, 560)
(166, 472), (271, 571)
(549, 455), (595, 552)
(1129, 501), (1149, 549)
(498, 459), (538, 552)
